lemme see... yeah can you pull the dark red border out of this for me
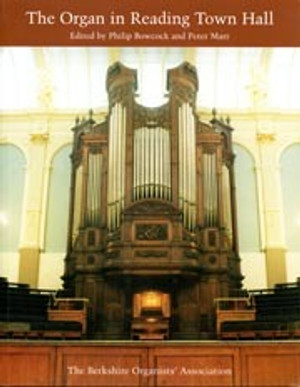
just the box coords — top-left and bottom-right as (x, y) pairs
(1, 0), (300, 46)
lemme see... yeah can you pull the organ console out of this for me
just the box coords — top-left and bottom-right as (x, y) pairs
(62, 62), (243, 339)
(131, 291), (170, 340)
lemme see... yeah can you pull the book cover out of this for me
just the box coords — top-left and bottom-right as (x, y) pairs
(0, 1), (300, 386)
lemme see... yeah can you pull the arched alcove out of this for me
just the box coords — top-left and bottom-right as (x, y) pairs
(280, 143), (300, 283)
(0, 144), (26, 252)
(44, 145), (72, 252)
(280, 143), (300, 251)
(234, 143), (266, 289)
(234, 144), (261, 252)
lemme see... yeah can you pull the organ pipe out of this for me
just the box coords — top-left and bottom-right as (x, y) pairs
(159, 127), (164, 199)
(178, 102), (197, 231)
(133, 127), (171, 201)
(164, 129), (171, 200)
(154, 127), (159, 197)
(222, 165), (233, 246)
(150, 127), (154, 198)
(203, 153), (218, 227)
(86, 152), (102, 226)
(145, 128), (149, 198)
(72, 165), (83, 243)
(121, 105), (126, 211)
(107, 103), (126, 231)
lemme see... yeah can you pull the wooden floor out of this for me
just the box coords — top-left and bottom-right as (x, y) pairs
(0, 340), (299, 386)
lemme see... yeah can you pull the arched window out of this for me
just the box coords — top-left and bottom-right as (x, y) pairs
(0, 144), (26, 252)
(280, 143), (300, 251)
(234, 144), (261, 252)
(45, 145), (72, 252)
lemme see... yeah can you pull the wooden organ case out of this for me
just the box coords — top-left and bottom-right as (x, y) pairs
(62, 62), (243, 339)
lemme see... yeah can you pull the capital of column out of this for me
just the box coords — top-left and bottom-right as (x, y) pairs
(256, 132), (276, 144)
(29, 132), (49, 144)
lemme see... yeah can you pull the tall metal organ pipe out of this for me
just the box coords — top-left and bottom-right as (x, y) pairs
(203, 152), (218, 227)
(133, 127), (171, 201)
(86, 153), (103, 226)
(72, 165), (83, 243)
(222, 165), (233, 246)
(178, 103), (197, 231)
(107, 103), (126, 231)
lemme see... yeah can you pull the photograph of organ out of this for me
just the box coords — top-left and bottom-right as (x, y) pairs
(62, 62), (243, 339)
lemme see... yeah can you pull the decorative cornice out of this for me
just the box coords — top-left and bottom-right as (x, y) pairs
(134, 104), (170, 130)
(124, 200), (179, 215)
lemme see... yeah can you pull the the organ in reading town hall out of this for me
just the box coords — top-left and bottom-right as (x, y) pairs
(62, 62), (243, 340)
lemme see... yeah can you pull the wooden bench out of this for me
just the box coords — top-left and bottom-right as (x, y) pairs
(215, 297), (256, 338)
(48, 298), (89, 335)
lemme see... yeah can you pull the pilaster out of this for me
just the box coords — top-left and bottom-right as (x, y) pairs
(18, 131), (49, 287)
(256, 129), (287, 287)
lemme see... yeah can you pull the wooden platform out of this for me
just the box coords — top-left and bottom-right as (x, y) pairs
(0, 340), (299, 386)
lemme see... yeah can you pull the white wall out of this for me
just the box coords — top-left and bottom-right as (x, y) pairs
(38, 252), (65, 290)
(0, 252), (20, 282)
(240, 252), (267, 290)
(286, 252), (300, 283)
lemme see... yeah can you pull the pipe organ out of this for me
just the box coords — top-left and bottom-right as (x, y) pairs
(133, 127), (171, 201)
(63, 62), (243, 339)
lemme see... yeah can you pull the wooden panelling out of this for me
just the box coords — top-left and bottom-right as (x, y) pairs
(0, 342), (299, 386)
(55, 346), (148, 386)
(148, 346), (240, 386)
(241, 344), (300, 386)
(0, 346), (55, 386)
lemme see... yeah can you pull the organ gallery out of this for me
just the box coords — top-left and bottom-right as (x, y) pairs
(62, 62), (243, 339)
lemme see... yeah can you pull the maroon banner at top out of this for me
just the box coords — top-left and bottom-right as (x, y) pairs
(1, 0), (300, 47)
